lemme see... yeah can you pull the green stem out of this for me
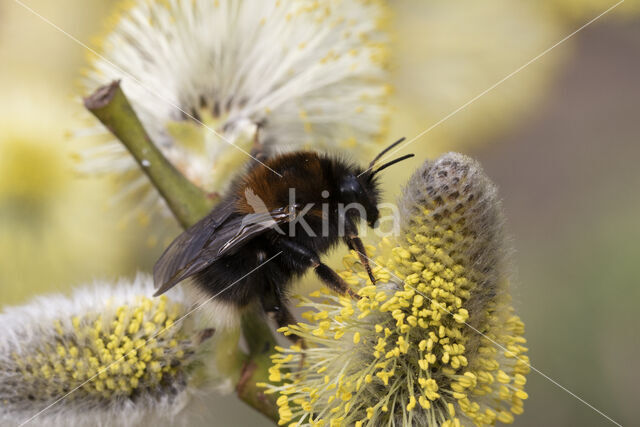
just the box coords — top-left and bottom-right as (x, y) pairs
(84, 81), (215, 228)
(85, 81), (279, 423)
(237, 311), (280, 422)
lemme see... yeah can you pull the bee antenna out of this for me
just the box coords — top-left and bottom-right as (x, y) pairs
(368, 154), (415, 181)
(368, 137), (406, 168)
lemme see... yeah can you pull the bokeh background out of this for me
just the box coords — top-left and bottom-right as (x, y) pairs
(1, 0), (638, 425)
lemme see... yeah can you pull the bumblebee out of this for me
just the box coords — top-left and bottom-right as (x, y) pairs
(154, 138), (413, 336)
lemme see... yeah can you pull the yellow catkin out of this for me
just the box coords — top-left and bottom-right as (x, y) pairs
(6, 295), (202, 404)
(263, 154), (529, 426)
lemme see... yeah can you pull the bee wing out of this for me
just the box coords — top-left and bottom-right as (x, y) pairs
(153, 204), (295, 296)
(153, 201), (236, 296)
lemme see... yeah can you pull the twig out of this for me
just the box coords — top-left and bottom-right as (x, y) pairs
(237, 311), (280, 422)
(85, 81), (279, 423)
(84, 80), (216, 228)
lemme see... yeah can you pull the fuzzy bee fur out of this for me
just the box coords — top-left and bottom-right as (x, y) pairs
(153, 138), (413, 338)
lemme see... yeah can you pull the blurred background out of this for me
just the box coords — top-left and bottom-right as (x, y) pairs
(1, 0), (638, 425)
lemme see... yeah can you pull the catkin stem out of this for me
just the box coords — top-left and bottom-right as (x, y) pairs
(84, 80), (216, 228)
(84, 81), (279, 423)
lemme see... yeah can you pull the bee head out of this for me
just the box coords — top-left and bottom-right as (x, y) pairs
(339, 174), (380, 228)
(349, 138), (414, 227)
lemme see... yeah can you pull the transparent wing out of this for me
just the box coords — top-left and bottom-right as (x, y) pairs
(153, 203), (295, 296)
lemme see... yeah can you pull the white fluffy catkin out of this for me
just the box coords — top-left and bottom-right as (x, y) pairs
(80, 0), (391, 215)
(0, 274), (219, 427)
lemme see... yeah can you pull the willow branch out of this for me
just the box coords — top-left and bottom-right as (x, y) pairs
(84, 80), (215, 228)
(237, 311), (280, 422)
(84, 81), (279, 423)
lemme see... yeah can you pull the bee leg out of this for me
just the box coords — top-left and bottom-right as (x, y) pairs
(276, 308), (308, 372)
(345, 235), (376, 286)
(276, 239), (360, 300)
(273, 304), (300, 342)
(260, 288), (304, 346)
(314, 263), (361, 300)
(262, 297), (308, 370)
(344, 219), (376, 285)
